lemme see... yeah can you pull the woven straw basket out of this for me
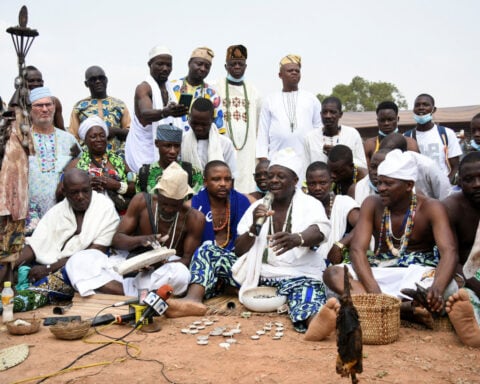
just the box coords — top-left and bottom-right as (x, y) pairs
(352, 293), (401, 345)
(49, 320), (91, 340)
(6, 319), (41, 335)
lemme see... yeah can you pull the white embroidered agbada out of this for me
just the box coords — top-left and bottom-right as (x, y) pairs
(232, 190), (330, 303)
(215, 78), (261, 193)
(181, 124), (237, 178)
(26, 191), (119, 265)
(125, 75), (178, 173)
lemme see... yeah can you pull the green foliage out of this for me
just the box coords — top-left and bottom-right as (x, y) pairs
(318, 76), (408, 112)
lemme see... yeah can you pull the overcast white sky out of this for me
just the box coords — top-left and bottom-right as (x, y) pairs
(1, 0), (478, 124)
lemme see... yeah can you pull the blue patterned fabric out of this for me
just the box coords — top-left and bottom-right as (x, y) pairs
(368, 247), (440, 268)
(261, 276), (327, 333)
(189, 243), (240, 299)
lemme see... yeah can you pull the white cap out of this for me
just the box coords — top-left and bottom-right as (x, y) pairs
(149, 45), (172, 61)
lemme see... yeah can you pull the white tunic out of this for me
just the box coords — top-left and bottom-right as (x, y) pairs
(304, 125), (367, 168)
(415, 125), (462, 177)
(256, 90), (321, 170)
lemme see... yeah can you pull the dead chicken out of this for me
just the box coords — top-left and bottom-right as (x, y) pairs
(336, 265), (363, 384)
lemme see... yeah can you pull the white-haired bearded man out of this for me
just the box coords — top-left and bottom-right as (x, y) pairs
(323, 149), (459, 327)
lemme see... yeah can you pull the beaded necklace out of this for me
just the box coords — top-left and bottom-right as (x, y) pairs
(282, 91), (298, 131)
(334, 165), (357, 195)
(322, 126), (341, 147)
(262, 198), (294, 263)
(217, 214), (231, 249)
(224, 79), (250, 150)
(323, 192), (335, 220)
(213, 200), (230, 232)
(33, 131), (57, 173)
(376, 193), (417, 257)
(154, 202), (180, 249)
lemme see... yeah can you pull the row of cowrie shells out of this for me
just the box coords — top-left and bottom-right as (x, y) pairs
(180, 317), (220, 335)
(251, 321), (285, 340)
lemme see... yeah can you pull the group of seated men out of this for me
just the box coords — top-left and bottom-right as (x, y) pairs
(2, 134), (480, 348)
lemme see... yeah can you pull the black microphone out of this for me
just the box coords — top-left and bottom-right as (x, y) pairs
(134, 288), (169, 329)
(91, 312), (136, 326)
(255, 191), (274, 235)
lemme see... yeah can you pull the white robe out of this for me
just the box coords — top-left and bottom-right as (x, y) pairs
(304, 125), (367, 168)
(256, 90), (321, 180)
(125, 75), (179, 173)
(354, 176), (376, 206)
(26, 191), (119, 265)
(318, 195), (359, 257)
(181, 124), (237, 178)
(66, 250), (190, 297)
(232, 190), (330, 303)
(215, 78), (261, 193)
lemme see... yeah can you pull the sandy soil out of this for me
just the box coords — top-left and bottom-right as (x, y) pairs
(2, 310), (480, 384)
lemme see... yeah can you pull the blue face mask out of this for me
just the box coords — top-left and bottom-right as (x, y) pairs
(226, 73), (244, 83)
(470, 139), (480, 151)
(413, 113), (433, 125)
(368, 179), (378, 193)
(378, 128), (398, 137)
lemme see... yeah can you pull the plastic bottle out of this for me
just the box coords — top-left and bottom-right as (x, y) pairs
(1, 281), (14, 323)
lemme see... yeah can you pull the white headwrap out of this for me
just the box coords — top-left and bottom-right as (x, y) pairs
(78, 115), (109, 141)
(269, 147), (303, 179)
(378, 149), (417, 181)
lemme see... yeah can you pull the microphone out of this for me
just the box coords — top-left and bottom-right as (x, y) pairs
(112, 298), (139, 307)
(134, 284), (174, 328)
(91, 312), (136, 327)
(255, 191), (274, 235)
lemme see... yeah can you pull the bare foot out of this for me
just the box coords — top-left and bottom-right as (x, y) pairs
(446, 289), (480, 347)
(165, 298), (207, 318)
(400, 301), (434, 329)
(304, 298), (339, 341)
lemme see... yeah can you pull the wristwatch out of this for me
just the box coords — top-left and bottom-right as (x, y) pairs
(127, 172), (137, 183)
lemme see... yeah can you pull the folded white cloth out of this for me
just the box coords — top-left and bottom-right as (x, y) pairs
(464, 221), (480, 279)
(26, 191), (119, 265)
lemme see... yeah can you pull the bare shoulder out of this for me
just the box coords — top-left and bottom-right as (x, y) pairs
(135, 81), (152, 97)
(418, 194), (448, 218)
(185, 206), (205, 233)
(127, 192), (148, 213)
(186, 205), (205, 223)
(364, 137), (375, 148)
(442, 191), (463, 209)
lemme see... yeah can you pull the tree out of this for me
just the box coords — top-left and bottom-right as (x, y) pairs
(317, 76), (408, 112)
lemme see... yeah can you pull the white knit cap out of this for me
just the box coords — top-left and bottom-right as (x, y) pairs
(149, 45), (172, 61)
(378, 149), (417, 181)
(78, 115), (108, 141)
(269, 147), (302, 179)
